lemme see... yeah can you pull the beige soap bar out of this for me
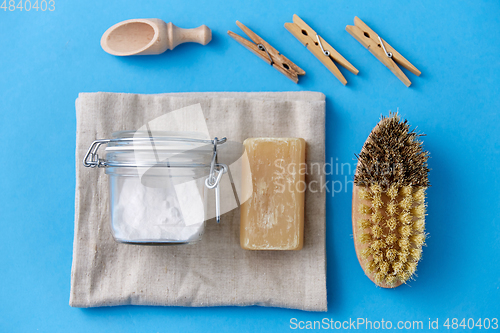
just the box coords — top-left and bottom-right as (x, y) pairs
(240, 138), (306, 250)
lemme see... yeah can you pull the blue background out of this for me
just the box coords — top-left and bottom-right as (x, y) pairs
(1, 0), (499, 332)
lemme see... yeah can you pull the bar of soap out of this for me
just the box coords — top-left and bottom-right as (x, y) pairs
(240, 138), (306, 250)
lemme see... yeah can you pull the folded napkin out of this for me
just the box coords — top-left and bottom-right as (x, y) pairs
(70, 91), (327, 311)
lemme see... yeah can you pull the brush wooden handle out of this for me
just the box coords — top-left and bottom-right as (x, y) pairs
(101, 19), (212, 56)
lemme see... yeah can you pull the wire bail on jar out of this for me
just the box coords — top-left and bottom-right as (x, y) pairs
(204, 137), (228, 223)
(83, 139), (110, 168)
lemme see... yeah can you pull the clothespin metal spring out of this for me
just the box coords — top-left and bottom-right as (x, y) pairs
(316, 34), (330, 57)
(257, 44), (274, 66)
(377, 36), (392, 58)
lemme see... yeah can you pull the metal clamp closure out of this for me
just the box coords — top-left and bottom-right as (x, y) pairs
(204, 137), (228, 223)
(83, 139), (110, 168)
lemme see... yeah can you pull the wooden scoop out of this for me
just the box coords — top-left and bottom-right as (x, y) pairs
(101, 19), (212, 56)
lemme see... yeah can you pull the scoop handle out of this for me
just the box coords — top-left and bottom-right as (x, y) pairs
(167, 23), (212, 50)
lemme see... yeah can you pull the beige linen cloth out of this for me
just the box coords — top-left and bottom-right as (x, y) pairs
(70, 91), (327, 311)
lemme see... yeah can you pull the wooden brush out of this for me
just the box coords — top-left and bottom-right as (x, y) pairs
(352, 113), (430, 288)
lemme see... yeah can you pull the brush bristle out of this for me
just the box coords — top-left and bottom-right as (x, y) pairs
(354, 113), (430, 189)
(356, 113), (430, 287)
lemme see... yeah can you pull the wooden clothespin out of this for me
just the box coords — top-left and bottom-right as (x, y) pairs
(228, 21), (305, 83)
(346, 17), (421, 87)
(285, 14), (358, 85)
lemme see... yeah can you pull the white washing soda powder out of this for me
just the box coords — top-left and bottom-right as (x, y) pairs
(110, 174), (206, 243)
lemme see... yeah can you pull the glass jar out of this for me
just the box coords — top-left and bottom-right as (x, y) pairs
(83, 131), (227, 245)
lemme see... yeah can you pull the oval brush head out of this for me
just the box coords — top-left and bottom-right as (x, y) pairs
(352, 113), (430, 288)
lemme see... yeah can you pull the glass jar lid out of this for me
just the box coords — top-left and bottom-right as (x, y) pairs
(84, 131), (226, 169)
